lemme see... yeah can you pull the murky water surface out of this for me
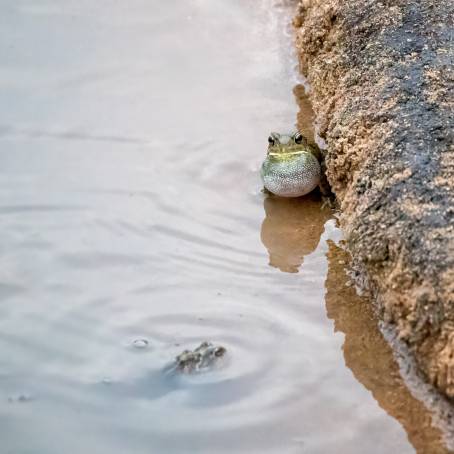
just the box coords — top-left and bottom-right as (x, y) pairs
(0, 1), (450, 453)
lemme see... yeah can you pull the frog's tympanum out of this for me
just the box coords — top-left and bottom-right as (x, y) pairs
(261, 132), (321, 197)
(174, 341), (226, 373)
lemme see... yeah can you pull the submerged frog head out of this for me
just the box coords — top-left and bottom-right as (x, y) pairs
(267, 131), (308, 156)
(175, 341), (227, 373)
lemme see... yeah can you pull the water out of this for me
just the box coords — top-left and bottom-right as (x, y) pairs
(0, 1), (450, 453)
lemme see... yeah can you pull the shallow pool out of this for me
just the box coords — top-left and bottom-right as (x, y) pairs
(0, 1), (449, 453)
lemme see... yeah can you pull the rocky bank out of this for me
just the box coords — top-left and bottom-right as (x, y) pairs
(294, 0), (454, 397)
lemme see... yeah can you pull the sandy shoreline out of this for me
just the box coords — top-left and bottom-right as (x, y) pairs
(293, 0), (454, 398)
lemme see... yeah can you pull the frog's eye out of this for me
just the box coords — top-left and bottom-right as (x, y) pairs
(294, 133), (303, 144)
(268, 135), (275, 145)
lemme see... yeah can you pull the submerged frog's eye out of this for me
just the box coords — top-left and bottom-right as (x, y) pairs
(294, 132), (303, 144)
(268, 135), (275, 145)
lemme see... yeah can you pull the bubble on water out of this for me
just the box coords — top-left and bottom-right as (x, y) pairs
(132, 338), (149, 349)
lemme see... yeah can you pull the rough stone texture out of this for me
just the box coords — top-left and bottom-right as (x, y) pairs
(294, 0), (454, 397)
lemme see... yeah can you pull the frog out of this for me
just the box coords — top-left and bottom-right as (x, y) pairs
(174, 341), (226, 373)
(260, 131), (324, 197)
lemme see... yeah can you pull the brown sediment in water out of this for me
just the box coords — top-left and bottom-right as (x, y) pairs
(325, 242), (451, 454)
(293, 0), (454, 398)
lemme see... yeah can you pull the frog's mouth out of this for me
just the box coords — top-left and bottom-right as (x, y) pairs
(268, 150), (307, 157)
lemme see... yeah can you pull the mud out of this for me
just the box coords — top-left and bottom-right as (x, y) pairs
(294, 0), (454, 397)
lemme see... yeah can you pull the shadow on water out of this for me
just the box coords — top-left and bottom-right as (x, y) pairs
(92, 353), (265, 409)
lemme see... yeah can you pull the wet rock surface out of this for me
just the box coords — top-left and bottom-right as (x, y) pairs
(325, 241), (454, 453)
(294, 0), (454, 397)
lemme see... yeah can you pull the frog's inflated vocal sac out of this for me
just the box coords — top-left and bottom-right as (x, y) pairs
(261, 132), (321, 197)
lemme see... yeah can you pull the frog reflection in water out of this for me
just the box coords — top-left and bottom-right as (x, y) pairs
(261, 192), (332, 273)
(174, 342), (226, 373)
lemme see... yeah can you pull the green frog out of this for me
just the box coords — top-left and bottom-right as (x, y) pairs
(261, 132), (322, 197)
(174, 341), (226, 373)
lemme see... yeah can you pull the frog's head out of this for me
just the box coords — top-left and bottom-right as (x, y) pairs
(267, 132), (308, 155)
